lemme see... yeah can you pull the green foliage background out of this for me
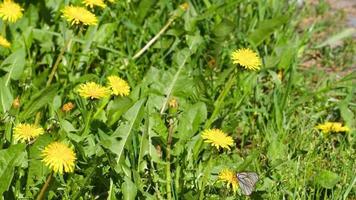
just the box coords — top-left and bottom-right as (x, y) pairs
(0, 0), (355, 199)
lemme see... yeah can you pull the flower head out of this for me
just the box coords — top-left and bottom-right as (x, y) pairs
(83, 0), (106, 8)
(12, 96), (20, 108)
(180, 3), (189, 11)
(77, 82), (111, 99)
(62, 102), (75, 112)
(316, 122), (350, 134)
(107, 75), (130, 97)
(201, 129), (234, 150)
(62, 5), (98, 26)
(168, 97), (178, 109)
(219, 169), (238, 192)
(13, 123), (44, 143)
(231, 48), (261, 71)
(41, 142), (76, 174)
(0, 0), (23, 23)
(0, 35), (10, 48)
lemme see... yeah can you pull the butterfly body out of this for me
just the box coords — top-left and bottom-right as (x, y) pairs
(236, 172), (259, 196)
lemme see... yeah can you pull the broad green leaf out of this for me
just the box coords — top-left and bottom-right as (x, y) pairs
(0, 49), (26, 82)
(212, 19), (234, 38)
(19, 84), (59, 120)
(100, 99), (145, 163)
(248, 16), (288, 46)
(25, 135), (52, 196)
(0, 77), (13, 114)
(122, 177), (137, 200)
(107, 97), (134, 126)
(315, 170), (340, 189)
(0, 144), (26, 195)
(186, 32), (204, 53)
(160, 49), (190, 114)
(177, 102), (207, 140)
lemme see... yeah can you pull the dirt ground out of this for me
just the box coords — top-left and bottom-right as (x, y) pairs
(327, 0), (356, 28)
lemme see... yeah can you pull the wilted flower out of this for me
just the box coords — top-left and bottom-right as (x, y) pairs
(62, 102), (75, 112)
(12, 96), (20, 108)
(13, 123), (44, 143)
(42, 142), (76, 174)
(0, 0), (23, 23)
(77, 82), (111, 99)
(107, 75), (130, 97)
(231, 48), (261, 71)
(201, 129), (234, 150)
(62, 5), (98, 26)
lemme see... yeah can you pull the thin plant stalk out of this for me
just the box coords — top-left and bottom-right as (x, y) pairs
(166, 118), (174, 200)
(198, 156), (213, 200)
(46, 37), (73, 86)
(205, 72), (237, 129)
(36, 171), (54, 200)
(193, 72), (237, 159)
(132, 17), (176, 60)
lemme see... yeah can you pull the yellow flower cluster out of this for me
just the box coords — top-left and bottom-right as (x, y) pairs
(231, 48), (262, 71)
(61, 0), (119, 26)
(0, 0), (23, 23)
(13, 123), (44, 143)
(201, 129), (234, 150)
(13, 123), (77, 174)
(41, 142), (76, 174)
(316, 122), (350, 134)
(219, 169), (239, 193)
(62, 5), (98, 26)
(77, 75), (130, 99)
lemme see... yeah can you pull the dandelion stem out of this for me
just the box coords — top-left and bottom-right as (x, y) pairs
(132, 17), (176, 60)
(199, 156), (213, 200)
(193, 71), (236, 160)
(36, 171), (53, 200)
(166, 118), (174, 200)
(205, 73), (236, 129)
(46, 37), (73, 87)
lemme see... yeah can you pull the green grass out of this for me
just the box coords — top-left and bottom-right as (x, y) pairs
(0, 0), (355, 199)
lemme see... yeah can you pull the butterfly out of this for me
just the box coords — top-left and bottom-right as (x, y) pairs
(236, 172), (259, 196)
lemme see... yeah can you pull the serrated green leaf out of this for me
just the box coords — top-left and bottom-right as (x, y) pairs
(0, 144), (26, 195)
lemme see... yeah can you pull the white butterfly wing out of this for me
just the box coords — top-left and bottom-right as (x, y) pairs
(237, 172), (259, 196)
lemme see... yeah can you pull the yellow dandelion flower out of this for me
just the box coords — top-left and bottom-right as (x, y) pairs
(231, 48), (262, 71)
(62, 102), (75, 112)
(316, 122), (350, 134)
(83, 0), (106, 8)
(62, 5), (98, 26)
(201, 129), (234, 150)
(219, 169), (238, 193)
(41, 142), (76, 174)
(13, 123), (44, 143)
(77, 82), (111, 99)
(107, 75), (130, 97)
(0, 35), (10, 48)
(0, 0), (23, 23)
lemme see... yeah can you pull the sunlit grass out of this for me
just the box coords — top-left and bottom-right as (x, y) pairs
(0, 0), (354, 199)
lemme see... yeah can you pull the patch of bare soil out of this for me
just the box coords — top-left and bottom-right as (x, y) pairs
(299, 0), (355, 76)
